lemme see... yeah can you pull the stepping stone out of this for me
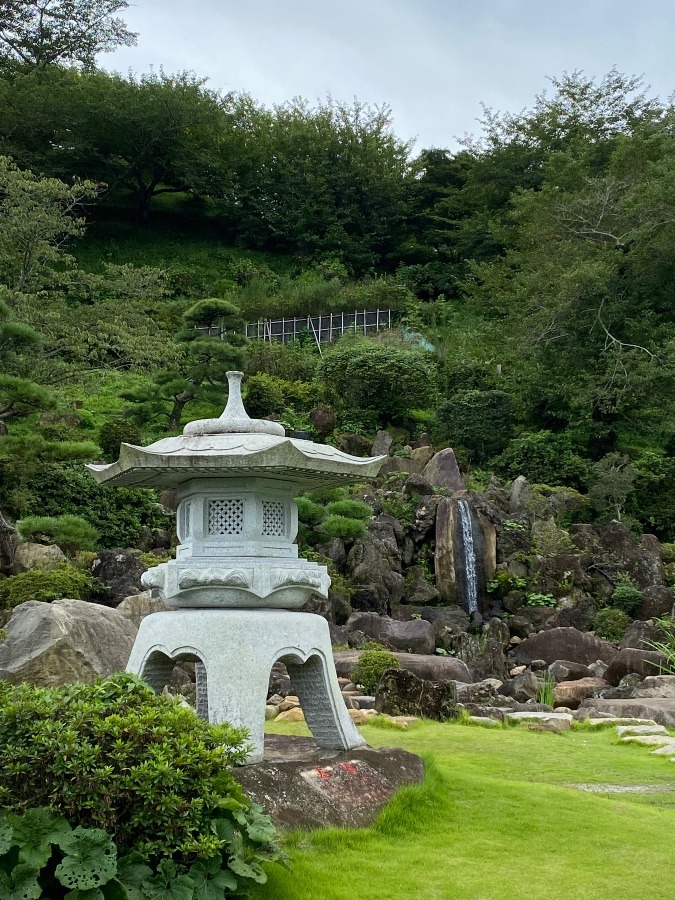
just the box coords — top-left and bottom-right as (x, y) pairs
(506, 711), (573, 723)
(469, 716), (500, 727)
(650, 743), (675, 756)
(616, 725), (669, 737)
(620, 735), (674, 747)
(587, 718), (657, 727)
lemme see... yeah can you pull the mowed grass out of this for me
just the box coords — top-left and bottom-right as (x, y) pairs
(253, 720), (675, 900)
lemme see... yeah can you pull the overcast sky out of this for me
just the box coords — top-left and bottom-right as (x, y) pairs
(106, 1), (675, 151)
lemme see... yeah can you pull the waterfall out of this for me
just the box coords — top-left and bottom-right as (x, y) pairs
(456, 499), (479, 615)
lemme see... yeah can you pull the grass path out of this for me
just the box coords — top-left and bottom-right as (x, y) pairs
(253, 720), (675, 899)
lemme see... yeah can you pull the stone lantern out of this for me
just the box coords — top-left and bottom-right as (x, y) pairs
(88, 372), (384, 762)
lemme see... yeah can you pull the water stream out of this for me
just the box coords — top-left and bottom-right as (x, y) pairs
(456, 499), (479, 615)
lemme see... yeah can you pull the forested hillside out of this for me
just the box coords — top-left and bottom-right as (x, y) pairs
(0, 0), (674, 572)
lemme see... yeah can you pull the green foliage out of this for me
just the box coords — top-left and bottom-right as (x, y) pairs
(594, 608), (631, 642)
(486, 570), (526, 598)
(295, 497), (326, 527)
(10, 464), (170, 549)
(0, 672), (286, 893)
(319, 339), (436, 425)
(319, 514), (367, 543)
(98, 419), (142, 461)
(0, 563), (94, 608)
(433, 390), (515, 462)
(610, 574), (643, 615)
(18, 514), (99, 555)
(536, 673), (555, 706)
(350, 646), (400, 693)
(525, 593), (558, 608)
(0, 802), (284, 899)
(644, 620), (675, 674)
(243, 374), (285, 418)
(531, 520), (576, 558)
(325, 499), (372, 521)
(493, 431), (591, 489)
(662, 544), (675, 565)
(628, 453), (675, 542)
(380, 494), (418, 528)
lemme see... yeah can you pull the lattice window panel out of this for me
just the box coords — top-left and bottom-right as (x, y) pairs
(262, 501), (285, 537)
(207, 499), (244, 535)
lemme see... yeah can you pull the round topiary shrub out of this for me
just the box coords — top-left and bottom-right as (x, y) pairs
(0, 563), (94, 609)
(350, 645), (400, 693)
(320, 514), (367, 542)
(98, 418), (142, 461)
(594, 607), (631, 642)
(325, 499), (372, 521)
(0, 675), (280, 871)
(18, 514), (99, 556)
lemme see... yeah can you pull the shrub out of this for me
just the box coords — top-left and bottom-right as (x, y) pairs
(594, 607), (631, 642)
(325, 499), (372, 520)
(319, 340), (436, 425)
(611, 574), (643, 615)
(433, 389), (516, 462)
(295, 497), (326, 526)
(0, 674), (285, 892)
(350, 646), (400, 693)
(12, 464), (170, 549)
(661, 543), (675, 564)
(244, 373), (286, 418)
(493, 431), (591, 489)
(0, 564), (94, 609)
(17, 514), (99, 555)
(98, 418), (142, 460)
(320, 514), (367, 542)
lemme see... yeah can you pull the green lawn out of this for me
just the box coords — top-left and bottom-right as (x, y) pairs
(253, 720), (675, 900)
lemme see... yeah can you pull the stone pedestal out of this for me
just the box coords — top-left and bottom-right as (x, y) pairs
(127, 609), (365, 763)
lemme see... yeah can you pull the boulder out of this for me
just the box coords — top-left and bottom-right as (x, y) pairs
(347, 521), (404, 615)
(544, 595), (597, 633)
(371, 430), (393, 456)
(0, 599), (137, 685)
(499, 671), (540, 703)
(455, 679), (505, 706)
(421, 605), (470, 634)
(116, 591), (168, 628)
(375, 668), (459, 720)
(403, 567), (440, 606)
(333, 649), (472, 683)
(403, 474), (434, 496)
(637, 586), (674, 620)
(378, 457), (416, 477)
(596, 521), (665, 589)
(512, 627), (618, 667)
(91, 549), (146, 606)
(434, 497), (457, 603)
(634, 675), (675, 699)
(448, 629), (510, 682)
(410, 495), (440, 543)
(13, 542), (66, 573)
(553, 677), (608, 709)
(233, 734), (423, 830)
(620, 620), (667, 651)
(604, 648), (666, 686)
(578, 698), (675, 728)
(548, 660), (593, 683)
(410, 446), (434, 470)
(345, 612), (435, 655)
(422, 448), (464, 491)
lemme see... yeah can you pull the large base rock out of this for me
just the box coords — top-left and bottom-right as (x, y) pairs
(0, 599), (137, 685)
(233, 734), (424, 829)
(512, 627), (617, 667)
(334, 650), (472, 683)
(375, 668), (458, 720)
(345, 612), (435, 655)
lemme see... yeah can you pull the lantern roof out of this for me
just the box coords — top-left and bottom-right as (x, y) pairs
(87, 372), (384, 490)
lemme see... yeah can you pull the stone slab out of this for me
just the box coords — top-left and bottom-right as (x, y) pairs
(615, 725), (668, 737)
(506, 711), (574, 723)
(233, 734), (424, 830)
(620, 735), (675, 747)
(578, 698), (675, 728)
